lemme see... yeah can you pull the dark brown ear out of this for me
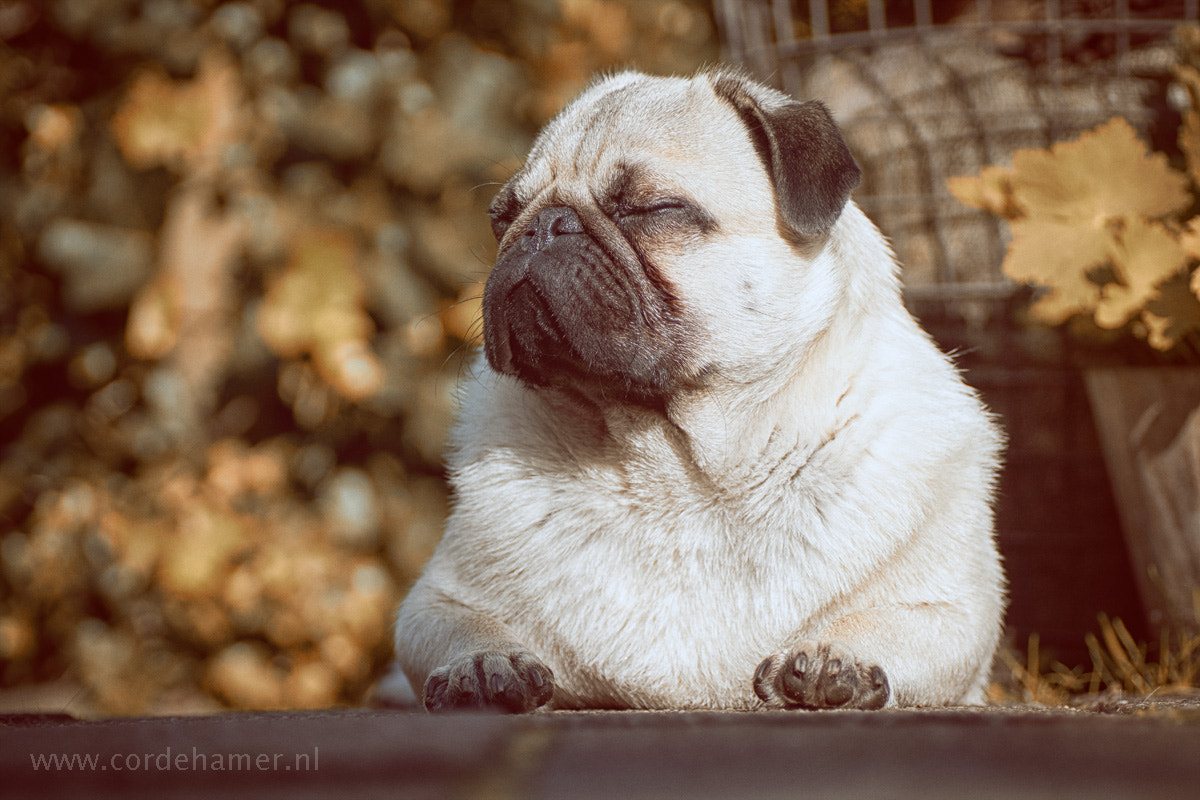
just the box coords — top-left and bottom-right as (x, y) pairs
(713, 75), (860, 238)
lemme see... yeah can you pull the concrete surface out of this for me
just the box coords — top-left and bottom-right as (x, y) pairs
(4, 704), (1200, 799)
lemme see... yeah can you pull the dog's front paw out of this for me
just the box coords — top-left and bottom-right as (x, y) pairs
(753, 641), (889, 710)
(423, 649), (554, 713)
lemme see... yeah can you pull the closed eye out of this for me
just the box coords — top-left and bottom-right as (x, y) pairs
(613, 197), (716, 236)
(638, 200), (689, 214)
(488, 209), (517, 242)
(618, 198), (690, 219)
(488, 187), (522, 242)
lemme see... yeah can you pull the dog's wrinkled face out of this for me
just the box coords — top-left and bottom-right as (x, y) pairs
(482, 70), (861, 411)
(482, 160), (705, 409)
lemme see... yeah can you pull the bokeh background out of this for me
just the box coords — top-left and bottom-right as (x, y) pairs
(3, 0), (1197, 717)
(0, 0), (716, 716)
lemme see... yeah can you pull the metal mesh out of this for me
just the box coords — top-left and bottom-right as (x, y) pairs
(713, 0), (1198, 301)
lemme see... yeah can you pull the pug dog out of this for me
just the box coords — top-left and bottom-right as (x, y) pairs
(389, 67), (1005, 712)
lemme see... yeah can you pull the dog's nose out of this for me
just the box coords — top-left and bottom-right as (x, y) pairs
(525, 206), (584, 251)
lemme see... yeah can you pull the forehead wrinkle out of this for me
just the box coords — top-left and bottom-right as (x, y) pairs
(567, 81), (643, 180)
(516, 75), (719, 209)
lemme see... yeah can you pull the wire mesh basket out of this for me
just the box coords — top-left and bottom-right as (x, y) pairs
(713, 0), (1198, 305)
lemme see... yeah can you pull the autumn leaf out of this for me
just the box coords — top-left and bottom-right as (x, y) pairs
(1143, 271), (1200, 351)
(126, 182), (246, 434)
(953, 117), (1196, 333)
(946, 165), (1017, 218)
(257, 229), (383, 401)
(1010, 117), (1190, 223)
(111, 50), (243, 173)
(1180, 216), (1200, 263)
(27, 104), (83, 153)
(126, 276), (180, 359)
(1006, 219), (1108, 324)
(159, 504), (247, 598)
(1095, 218), (1190, 330)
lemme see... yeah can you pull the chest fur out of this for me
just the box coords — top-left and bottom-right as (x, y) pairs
(448, 452), (855, 707)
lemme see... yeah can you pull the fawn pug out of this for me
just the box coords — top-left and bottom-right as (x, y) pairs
(389, 68), (1005, 712)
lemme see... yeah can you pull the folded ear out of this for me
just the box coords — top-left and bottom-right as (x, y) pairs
(712, 74), (861, 239)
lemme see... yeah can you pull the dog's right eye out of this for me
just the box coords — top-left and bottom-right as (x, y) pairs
(488, 189), (522, 242)
(488, 210), (515, 242)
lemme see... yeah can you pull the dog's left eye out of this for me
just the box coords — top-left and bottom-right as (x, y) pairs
(617, 199), (689, 220)
(643, 200), (687, 213)
(613, 198), (714, 236)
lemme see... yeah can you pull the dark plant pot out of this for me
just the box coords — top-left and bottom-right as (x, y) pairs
(1084, 367), (1200, 637)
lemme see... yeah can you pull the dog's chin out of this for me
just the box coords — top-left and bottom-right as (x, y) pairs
(482, 310), (680, 415)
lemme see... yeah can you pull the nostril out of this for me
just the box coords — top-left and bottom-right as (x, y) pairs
(526, 206), (583, 250)
(548, 208), (583, 236)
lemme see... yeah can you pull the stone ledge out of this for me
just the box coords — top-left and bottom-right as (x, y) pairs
(4, 705), (1199, 799)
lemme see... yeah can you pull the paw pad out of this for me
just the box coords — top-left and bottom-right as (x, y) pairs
(754, 641), (889, 710)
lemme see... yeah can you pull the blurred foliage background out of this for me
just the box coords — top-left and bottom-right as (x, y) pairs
(0, 0), (716, 716)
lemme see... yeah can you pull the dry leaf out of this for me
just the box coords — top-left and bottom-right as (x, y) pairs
(1095, 218), (1189, 330)
(207, 642), (286, 710)
(159, 504), (246, 598)
(1142, 272), (1200, 350)
(946, 165), (1016, 218)
(126, 182), (247, 431)
(27, 104), (83, 153)
(126, 276), (181, 359)
(561, 0), (633, 59)
(1180, 216), (1200, 261)
(111, 50), (243, 173)
(1006, 218), (1107, 324)
(960, 117), (1195, 332)
(258, 229), (384, 401)
(1010, 117), (1190, 223)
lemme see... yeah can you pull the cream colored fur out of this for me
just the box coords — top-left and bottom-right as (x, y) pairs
(390, 69), (1005, 710)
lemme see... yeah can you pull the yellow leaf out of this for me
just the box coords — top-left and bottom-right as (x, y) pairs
(1142, 313), (1175, 350)
(1010, 117), (1190, 223)
(258, 229), (384, 400)
(1180, 216), (1200, 260)
(1142, 272), (1200, 350)
(159, 505), (245, 597)
(1170, 215), (1200, 309)
(315, 340), (384, 401)
(110, 51), (242, 172)
(259, 231), (361, 355)
(1003, 218), (1108, 324)
(947, 166), (1016, 217)
(126, 276), (180, 359)
(1029, 287), (1102, 327)
(27, 104), (83, 153)
(1095, 218), (1189, 329)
